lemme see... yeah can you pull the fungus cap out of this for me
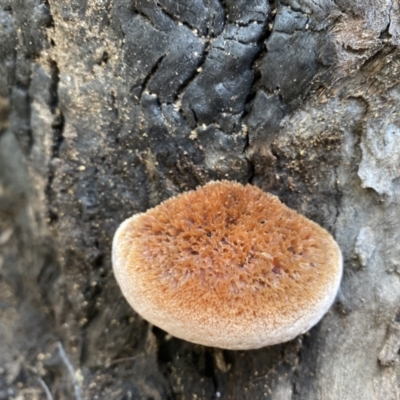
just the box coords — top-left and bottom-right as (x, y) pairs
(112, 181), (342, 350)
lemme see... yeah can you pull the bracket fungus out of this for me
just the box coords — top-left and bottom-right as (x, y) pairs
(112, 181), (342, 350)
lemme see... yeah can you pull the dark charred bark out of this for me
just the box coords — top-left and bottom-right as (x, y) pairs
(1, 0), (400, 398)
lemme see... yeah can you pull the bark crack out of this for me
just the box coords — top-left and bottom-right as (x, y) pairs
(243, 2), (274, 110)
(140, 55), (166, 100)
(173, 38), (212, 108)
(49, 61), (64, 158)
(45, 59), (64, 224)
(156, 2), (203, 37)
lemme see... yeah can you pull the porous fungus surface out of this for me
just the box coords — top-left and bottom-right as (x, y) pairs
(113, 181), (342, 349)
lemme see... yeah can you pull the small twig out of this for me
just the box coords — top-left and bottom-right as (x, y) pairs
(37, 376), (53, 400)
(57, 341), (83, 400)
(24, 365), (53, 400)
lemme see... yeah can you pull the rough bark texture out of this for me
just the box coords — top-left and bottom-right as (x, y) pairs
(1, 0), (400, 399)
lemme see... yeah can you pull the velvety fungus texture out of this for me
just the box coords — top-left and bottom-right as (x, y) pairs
(112, 181), (342, 349)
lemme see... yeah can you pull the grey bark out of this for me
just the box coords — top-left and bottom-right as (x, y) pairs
(1, 0), (400, 399)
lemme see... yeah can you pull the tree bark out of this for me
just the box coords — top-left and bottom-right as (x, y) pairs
(1, 0), (400, 398)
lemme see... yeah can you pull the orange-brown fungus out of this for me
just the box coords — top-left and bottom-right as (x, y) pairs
(112, 181), (342, 349)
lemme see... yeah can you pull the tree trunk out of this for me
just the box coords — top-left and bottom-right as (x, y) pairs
(1, 0), (400, 398)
